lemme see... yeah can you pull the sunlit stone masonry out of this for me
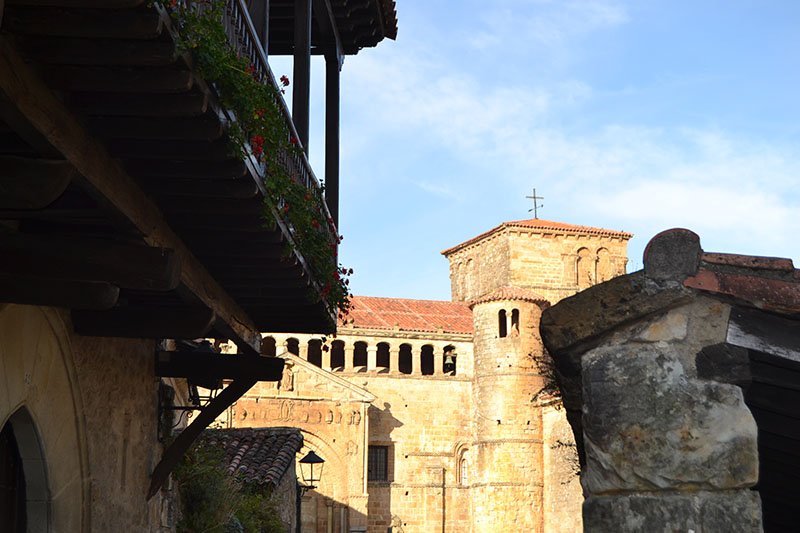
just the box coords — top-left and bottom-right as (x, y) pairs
(220, 218), (632, 532)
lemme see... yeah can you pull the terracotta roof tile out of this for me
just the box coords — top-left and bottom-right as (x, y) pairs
(442, 218), (632, 255)
(203, 427), (303, 488)
(470, 286), (550, 307)
(341, 296), (473, 334)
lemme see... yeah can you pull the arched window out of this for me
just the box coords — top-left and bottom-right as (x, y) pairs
(260, 336), (276, 357)
(457, 447), (470, 487)
(376, 342), (390, 370)
(443, 345), (457, 375)
(307, 339), (322, 367)
(576, 247), (593, 288)
(399, 344), (413, 374)
(597, 248), (612, 283)
(353, 341), (368, 368)
(286, 338), (299, 356)
(421, 345), (434, 375)
(511, 309), (520, 336)
(330, 340), (345, 370)
(498, 309), (508, 338)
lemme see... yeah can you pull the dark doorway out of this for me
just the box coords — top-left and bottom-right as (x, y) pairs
(0, 421), (26, 532)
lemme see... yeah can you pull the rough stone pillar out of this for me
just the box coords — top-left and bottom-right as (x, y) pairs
(433, 345), (443, 376)
(299, 339), (308, 361)
(580, 302), (762, 532)
(366, 346), (377, 372)
(389, 347), (399, 374)
(321, 348), (331, 370)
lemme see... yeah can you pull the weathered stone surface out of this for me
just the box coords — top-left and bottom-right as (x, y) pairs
(633, 308), (688, 342)
(643, 228), (702, 281)
(582, 342), (758, 493)
(584, 490), (762, 533)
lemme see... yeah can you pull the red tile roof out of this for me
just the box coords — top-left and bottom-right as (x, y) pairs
(341, 296), (473, 334)
(442, 218), (633, 256)
(470, 286), (550, 307)
(203, 427), (303, 488)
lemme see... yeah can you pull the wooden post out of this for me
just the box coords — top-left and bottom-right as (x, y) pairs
(293, 0), (311, 152)
(324, 53), (340, 227)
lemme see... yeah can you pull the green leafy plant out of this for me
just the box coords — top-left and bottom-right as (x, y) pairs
(174, 440), (285, 533)
(157, 0), (352, 324)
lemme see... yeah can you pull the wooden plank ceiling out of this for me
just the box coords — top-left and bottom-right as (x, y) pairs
(0, 0), (340, 346)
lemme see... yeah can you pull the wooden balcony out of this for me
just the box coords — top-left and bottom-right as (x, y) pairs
(0, 0), (399, 340)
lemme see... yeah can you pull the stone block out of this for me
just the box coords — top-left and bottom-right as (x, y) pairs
(582, 343), (758, 493)
(584, 490), (762, 533)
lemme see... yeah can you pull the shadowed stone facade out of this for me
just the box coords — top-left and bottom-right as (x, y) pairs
(221, 219), (632, 532)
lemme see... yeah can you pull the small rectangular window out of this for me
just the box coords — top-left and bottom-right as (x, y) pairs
(368, 445), (389, 481)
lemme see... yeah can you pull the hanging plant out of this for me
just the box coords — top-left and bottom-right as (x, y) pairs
(156, 0), (352, 323)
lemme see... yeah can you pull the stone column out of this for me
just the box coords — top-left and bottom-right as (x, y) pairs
(299, 339), (308, 361)
(433, 345), (444, 376)
(366, 346), (377, 372)
(321, 348), (331, 371)
(389, 347), (399, 375)
(410, 344), (421, 376)
(344, 344), (354, 372)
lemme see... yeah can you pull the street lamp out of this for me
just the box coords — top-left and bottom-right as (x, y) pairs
(297, 450), (325, 533)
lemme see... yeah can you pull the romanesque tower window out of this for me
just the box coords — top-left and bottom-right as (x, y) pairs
(444, 345), (457, 375)
(460, 456), (469, 486)
(421, 345), (434, 375)
(376, 342), (390, 370)
(368, 445), (389, 482)
(399, 344), (413, 374)
(597, 247), (612, 283)
(286, 337), (299, 355)
(307, 338), (322, 367)
(511, 309), (520, 336)
(499, 309), (508, 338)
(576, 247), (593, 288)
(330, 340), (345, 370)
(260, 336), (276, 357)
(353, 341), (368, 368)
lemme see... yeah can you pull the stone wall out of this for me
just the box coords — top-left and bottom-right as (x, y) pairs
(0, 304), (170, 532)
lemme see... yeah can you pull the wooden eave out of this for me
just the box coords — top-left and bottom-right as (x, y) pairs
(0, 0), (338, 343)
(268, 0), (397, 56)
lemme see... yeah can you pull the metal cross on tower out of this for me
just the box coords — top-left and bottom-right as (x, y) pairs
(526, 188), (544, 219)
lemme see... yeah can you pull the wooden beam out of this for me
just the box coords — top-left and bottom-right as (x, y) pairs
(155, 350), (284, 381)
(312, 0), (344, 65)
(9, 1), (146, 7)
(0, 156), (75, 209)
(87, 115), (223, 141)
(324, 53), (340, 227)
(68, 92), (208, 118)
(728, 306), (800, 364)
(19, 37), (177, 67)
(0, 231), (181, 290)
(123, 158), (247, 179)
(2, 7), (162, 40)
(44, 66), (194, 94)
(0, 37), (261, 352)
(72, 307), (215, 338)
(148, 378), (258, 498)
(0, 273), (118, 309)
(147, 179), (258, 200)
(293, 0), (311, 151)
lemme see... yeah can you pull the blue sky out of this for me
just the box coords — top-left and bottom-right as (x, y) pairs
(279, 0), (800, 301)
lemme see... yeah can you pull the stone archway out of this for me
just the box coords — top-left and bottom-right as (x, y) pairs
(0, 305), (90, 532)
(1, 407), (50, 532)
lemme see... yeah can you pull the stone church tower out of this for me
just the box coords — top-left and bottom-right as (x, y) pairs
(228, 217), (631, 532)
(443, 218), (631, 532)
